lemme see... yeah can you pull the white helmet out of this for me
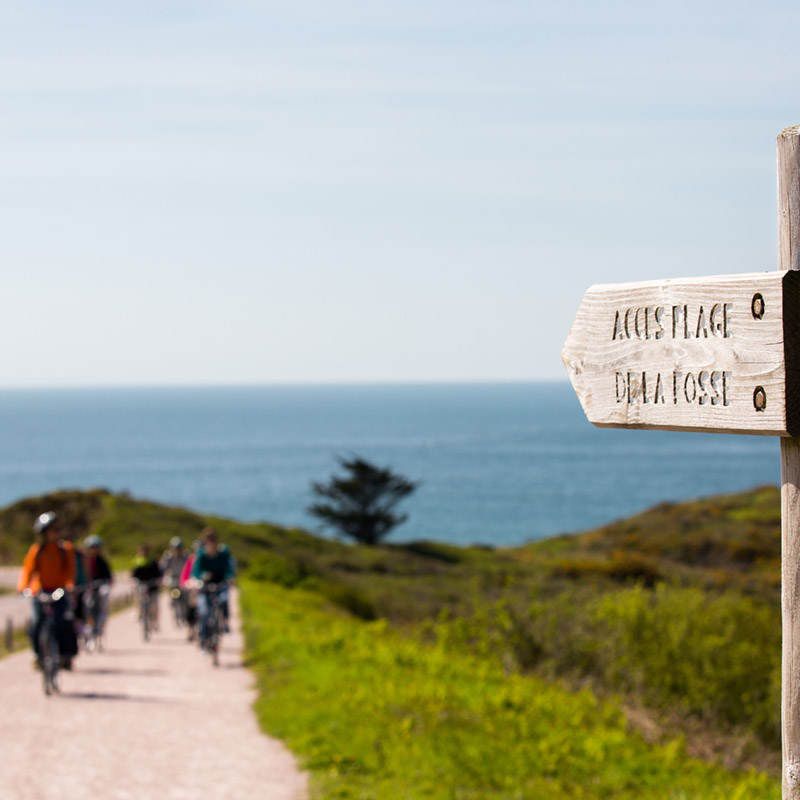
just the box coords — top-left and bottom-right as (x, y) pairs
(33, 512), (58, 535)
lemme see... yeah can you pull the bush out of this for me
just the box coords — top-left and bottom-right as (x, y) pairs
(434, 583), (781, 748)
(552, 551), (662, 586)
(248, 553), (310, 587)
(316, 580), (377, 621)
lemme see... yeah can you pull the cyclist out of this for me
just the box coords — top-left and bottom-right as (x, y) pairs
(61, 525), (87, 639)
(17, 512), (77, 670)
(179, 539), (202, 641)
(160, 537), (188, 624)
(160, 537), (187, 582)
(85, 535), (113, 585)
(84, 535), (113, 635)
(131, 544), (162, 631)
(179, 539), (202, 587)
(191, 528), (235, 649)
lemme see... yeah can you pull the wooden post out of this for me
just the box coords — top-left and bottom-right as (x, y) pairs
(779, 125), (800, 796)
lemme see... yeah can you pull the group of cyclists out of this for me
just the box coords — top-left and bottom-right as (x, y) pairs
(17, 512), (114, 671)
(16, 511), (236, 681)
(131, 528), (236, 653)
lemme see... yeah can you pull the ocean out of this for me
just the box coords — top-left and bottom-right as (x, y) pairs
(0, 382), (779, 547)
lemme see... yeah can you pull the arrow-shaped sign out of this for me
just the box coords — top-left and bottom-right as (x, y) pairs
(561, 270), (800, 436)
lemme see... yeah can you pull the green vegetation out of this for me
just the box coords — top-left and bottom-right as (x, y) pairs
(0, 628), (29, 658)
(309, 456), (419, 545)
(0, 484), (785, 794)
(242, 579), (777, 799)
(0, 487), (306, 568)
(433, 585), (780, 759)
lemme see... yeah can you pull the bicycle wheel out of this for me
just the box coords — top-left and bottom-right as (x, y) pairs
(83, 611), (96, 653)
(95, 613), (106, 651)
(82, 595), (93, 653)
(38, 626), (50, 695)
(212, 604), (226, 667)
(171, 592), (184, 628)
(48, 627), (60, 694)
(204, 601), (218, 665)
(140, 597), (150, 641)
(39, 623), (59, 696)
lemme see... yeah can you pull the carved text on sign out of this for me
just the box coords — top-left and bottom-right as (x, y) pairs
(561, 270), (800, 435)
(614, 370), (731, 406)
(611, 304), (732, 341)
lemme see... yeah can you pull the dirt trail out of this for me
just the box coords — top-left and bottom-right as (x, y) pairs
(0, 590), (308, 800)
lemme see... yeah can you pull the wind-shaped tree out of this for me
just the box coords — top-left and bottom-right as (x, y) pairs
(309, 456), (419, 545)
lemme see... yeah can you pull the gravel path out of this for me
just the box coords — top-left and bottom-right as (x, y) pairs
(0, 589), (309, 800)
(0, 566), (20, 588)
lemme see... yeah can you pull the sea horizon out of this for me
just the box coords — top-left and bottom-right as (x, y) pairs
(0, 378), (564, 392)
(0, 382), (779, 547)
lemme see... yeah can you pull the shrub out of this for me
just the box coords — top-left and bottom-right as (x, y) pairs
(316, 579), (378, 621)
(552, 551), (662, 586)
(433, 583), (781, 748)
(248, 553), (310, 587)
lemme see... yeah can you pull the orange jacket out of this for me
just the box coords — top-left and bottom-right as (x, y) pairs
(18, 541), (76, 593)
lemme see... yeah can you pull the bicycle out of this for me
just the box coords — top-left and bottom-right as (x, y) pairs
(164, 576), (187, 628)
(32, 588), (65, 696)
(83, 580), (110, 653)
(197, 581), (227, 667)
(134, 579), (160, 641)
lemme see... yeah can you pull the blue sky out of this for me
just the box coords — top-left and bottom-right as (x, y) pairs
(2, 1), (798, 387)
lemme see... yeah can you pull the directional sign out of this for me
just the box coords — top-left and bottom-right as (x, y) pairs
(561, 270), (800, 436)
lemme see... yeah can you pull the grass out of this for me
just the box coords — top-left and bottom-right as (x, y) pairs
(241, 579), (779, 799)
(0, 627), (30, 658)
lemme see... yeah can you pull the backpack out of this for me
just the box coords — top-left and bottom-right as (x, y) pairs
(34, 542), (68, 576)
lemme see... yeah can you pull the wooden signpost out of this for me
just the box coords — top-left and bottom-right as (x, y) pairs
(562, 126), (800, 798)
(562, 270), (800, 436)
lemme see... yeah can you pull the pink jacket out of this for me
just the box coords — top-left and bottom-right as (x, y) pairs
(179, 553), (196, 588)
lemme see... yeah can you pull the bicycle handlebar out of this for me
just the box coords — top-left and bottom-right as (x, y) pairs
(30, 588), (66, 602)
(193, 580), (229, 592)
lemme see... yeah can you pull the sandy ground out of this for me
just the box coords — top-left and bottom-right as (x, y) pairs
(0, 589), (309, 800)
(0, 566), (20, 588)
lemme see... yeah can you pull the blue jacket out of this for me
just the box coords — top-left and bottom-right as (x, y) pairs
(191, 545), (235, 584)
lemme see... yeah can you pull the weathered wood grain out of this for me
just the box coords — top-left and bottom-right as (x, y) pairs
(779, 124), (800, 799)
(562, 270), (800, 435)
